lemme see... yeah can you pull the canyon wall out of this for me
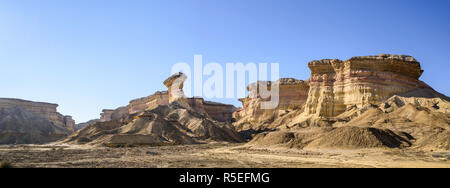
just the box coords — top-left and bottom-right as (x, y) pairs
(0, 98), (74, 131)
(304, 54), (430, 117)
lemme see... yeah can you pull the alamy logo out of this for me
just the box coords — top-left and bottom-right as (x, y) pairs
(170, 55), (280, 109)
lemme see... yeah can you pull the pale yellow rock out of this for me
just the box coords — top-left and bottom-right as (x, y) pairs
(233, 78), (309, 132)
(304, 54), (429, 117)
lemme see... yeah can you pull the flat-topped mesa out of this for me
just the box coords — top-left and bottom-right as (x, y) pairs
(163, 72), (187, 103)
(305, 54), (430, 117)
(347, 54), (423, 80)
(0, 98), (75, 131)
(233, 78), (310, 128)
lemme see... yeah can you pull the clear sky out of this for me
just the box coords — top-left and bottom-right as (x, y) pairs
(1, 0), (449, 123)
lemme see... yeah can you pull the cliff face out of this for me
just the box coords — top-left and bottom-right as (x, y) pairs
(244, 54), (450, 151)
(233, 78), (309, 133)
(304, 54), (429, 117)
(0, 99), (74, 144)
(0, 98), (75, 131)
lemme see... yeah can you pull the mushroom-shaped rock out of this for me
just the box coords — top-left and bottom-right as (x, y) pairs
(163, 72), (187, 103)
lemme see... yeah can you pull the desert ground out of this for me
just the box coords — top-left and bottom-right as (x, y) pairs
(1, 143), (449, 168)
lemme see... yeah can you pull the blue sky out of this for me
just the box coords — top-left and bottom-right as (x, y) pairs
(0, 0), (449, 123)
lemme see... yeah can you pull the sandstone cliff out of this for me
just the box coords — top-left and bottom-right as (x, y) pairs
(0, 107), (71, 144)
(243, 54), (450, 151)
(232, 78), (309, 137)
(0, 98), (75, 131)
(304, 54), (429, 118)
(0, 98), (75, 144)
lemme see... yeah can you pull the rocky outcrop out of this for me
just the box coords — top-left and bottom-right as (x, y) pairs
(100, 109), (114, 122)
(163, 72), (187, 103)
(94, 73), (236, 123)
(186, 98), (236, 122)
(232, 78), (309, 134)
(244, 54), (450, 151)
(66, 72), (244, 145)
(0, 107), (72, 144)
(94, 91), (170, 123)
(63, 116), (75, 131)
(74, 119), (100, 131)
(65, 101), (243, 146)
(305, 54), (430, 117)
(128, 91), (169, 114)
(0, 98), (75, 131)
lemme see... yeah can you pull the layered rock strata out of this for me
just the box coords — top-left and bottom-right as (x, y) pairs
(65, 101), (243, 146)
(67, 73), (243, 145)
(186, 97), (236, 122)
(93, 73), (237, 124)
(163, 72), (187, 103)
(100, 109), (114, 122)
(304, 54), (430, 117)
(0, 98), (75, 144)
(128, 91), (169, 114)
(243, 54), (450, 151)
(0, 98), (75, 131)
(232, 78), (309, 133)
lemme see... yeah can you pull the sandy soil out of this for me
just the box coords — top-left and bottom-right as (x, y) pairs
(0, 143), (449, 168)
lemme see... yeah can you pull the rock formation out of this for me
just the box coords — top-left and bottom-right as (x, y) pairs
(67, 73), (244, 146)
(130, 91), (169, 113)
(74, 119), (100, 131)
(0, 98), (74, 144)
(242, 54), (450, 151)
(65, 101), (243, 146)
(164, 72), (187, 103)
(100, 109), (114, 122)
(304, 54), (429, 117)
(186, 97), (236, 122)
(63, 116), (75, 131)
(0, 98), (75, 131)
(232, 78), (309, 136)
(93, 73), (235, 123)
